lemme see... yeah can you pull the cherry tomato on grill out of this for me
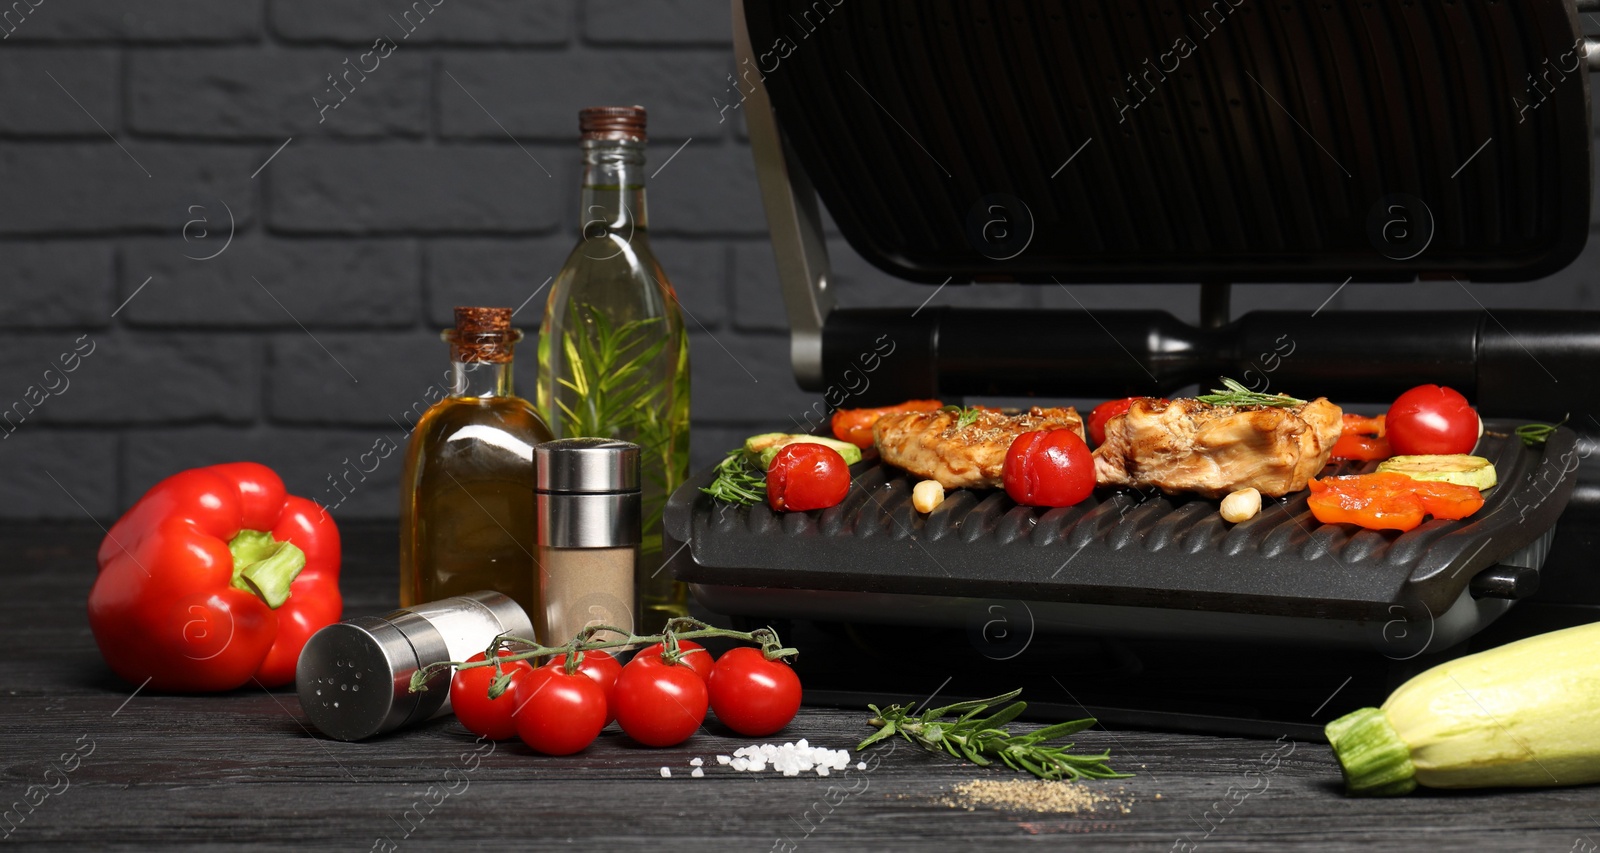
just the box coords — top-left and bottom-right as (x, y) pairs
(633, 639), (714, 682)
(1386, 385), (1479, 456)
(614, 654), (709, 747)
(449, 650), (533, 741)
(767, 443), (851, 512)
(510, 665), (608, 755)
(544, 649), (623, 726)
(1003, 428), (1096, 507)
(1087, 398), (1137, 447)
(707, 647), (802, 737)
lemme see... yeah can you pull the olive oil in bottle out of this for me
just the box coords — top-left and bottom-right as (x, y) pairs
(400, 307), (554, 616)
(536, 106), (690, 633)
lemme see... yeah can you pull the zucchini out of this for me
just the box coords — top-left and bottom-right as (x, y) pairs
(743, 433), (863, 468)
(1375, 454), (1496, 490)
(1326, 622), (1600, 795)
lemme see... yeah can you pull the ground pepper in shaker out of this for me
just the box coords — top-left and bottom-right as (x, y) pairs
(295, 591), (533, 741)
(535, 438), (642, 645)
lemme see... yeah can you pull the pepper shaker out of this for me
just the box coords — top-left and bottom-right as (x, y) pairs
(535, 438), (642, 645)
(296, 591), (533, 741)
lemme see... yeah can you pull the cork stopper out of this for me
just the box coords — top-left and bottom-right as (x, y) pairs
(580, 106), (647, 142)
(450, 306), (515, 363)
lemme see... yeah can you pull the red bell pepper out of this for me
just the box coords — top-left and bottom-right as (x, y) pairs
(87, 462), (341, 692)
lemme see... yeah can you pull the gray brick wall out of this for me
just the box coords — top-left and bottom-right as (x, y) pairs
(0, 0), (1596, 521)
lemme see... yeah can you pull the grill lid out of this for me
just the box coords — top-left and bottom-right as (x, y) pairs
(743, 0), (1591, 284)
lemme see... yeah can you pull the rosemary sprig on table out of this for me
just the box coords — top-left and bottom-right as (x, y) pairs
(700, 448), (765, 506)
(1515, 415), (1567, 448)
(1195, 377), (1306, 408)
(858, 690), (1131, 782)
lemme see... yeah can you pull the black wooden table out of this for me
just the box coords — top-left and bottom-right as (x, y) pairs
(6, 523), (1598, 851)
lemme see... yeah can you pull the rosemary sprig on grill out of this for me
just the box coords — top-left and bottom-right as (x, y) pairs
(700, 448), (766, 506)
(858, 690), (1132, 782)
(940, 405), (985, 429)
(1515, 415), (1567, 448)
(1195, 377), (1306, 408)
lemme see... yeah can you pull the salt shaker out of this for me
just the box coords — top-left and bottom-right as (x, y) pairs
(535, 438), (641, 645)
(296, 591), (534, 741)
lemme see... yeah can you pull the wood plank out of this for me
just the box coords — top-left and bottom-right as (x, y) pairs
(1, 523), (1594, 850)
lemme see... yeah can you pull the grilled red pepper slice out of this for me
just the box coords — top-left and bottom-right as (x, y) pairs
(1307, 472), (1484, 532)
(1330, 412), (1392, 462)
(831, 399), (944, 449)
(87, 462), (342, 691)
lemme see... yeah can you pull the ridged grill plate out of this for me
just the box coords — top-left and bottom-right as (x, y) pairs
(666, 422), (1577, 621)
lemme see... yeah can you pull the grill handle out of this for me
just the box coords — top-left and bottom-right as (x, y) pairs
(820, 307), (1597, 426)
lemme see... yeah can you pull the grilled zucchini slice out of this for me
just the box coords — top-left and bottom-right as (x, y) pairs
(1375, 455), (1496, 490)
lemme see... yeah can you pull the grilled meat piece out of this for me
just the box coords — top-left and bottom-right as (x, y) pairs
(1093, 397), (1343, 499)
(874, 406), (1085, 490)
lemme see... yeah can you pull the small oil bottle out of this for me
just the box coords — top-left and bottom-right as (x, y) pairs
(399, 307), (553, 616)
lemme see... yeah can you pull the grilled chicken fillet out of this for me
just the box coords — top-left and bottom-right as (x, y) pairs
(874, 406), (1085, 490)
(1093, 397), (1343, 499)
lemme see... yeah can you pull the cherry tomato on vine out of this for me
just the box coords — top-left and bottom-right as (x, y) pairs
(767, 443), (851, 512)
(449, 650), (533, 741)
(633, 639), (714, 682)
(544, 649), (623, 726)
(510, 666), (607, 755)
(707, 647), (802, 737)
(1386, 385), (1479, 456)
(614, 655), (708, 747)
(1003, 428), (1096, 507)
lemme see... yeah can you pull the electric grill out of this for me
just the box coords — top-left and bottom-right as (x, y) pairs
(665, 0), (1600, 735)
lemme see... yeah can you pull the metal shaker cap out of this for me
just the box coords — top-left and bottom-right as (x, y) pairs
(295, 616), (422, 742)
(296, 591), (535, 741)
(536, 438), (640, 493)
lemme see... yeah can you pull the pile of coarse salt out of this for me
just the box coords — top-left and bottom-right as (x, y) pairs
(660, 739), (869, 778)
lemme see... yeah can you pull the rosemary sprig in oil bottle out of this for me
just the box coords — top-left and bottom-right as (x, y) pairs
(858, 689), (1132, 781)
(1195, 377), (1306, 408)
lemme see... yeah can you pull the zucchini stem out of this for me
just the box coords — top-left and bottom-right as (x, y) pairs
(1326, 707), (1418, 796)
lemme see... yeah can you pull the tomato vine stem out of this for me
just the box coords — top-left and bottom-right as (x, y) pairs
(408, 616), (798, 696)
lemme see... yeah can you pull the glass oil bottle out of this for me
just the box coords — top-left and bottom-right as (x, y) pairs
(536, 106), (690, 633)
(400, 306), (554, 616)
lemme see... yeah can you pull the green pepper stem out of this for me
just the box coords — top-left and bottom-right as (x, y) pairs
(227, 529), (307, 609)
